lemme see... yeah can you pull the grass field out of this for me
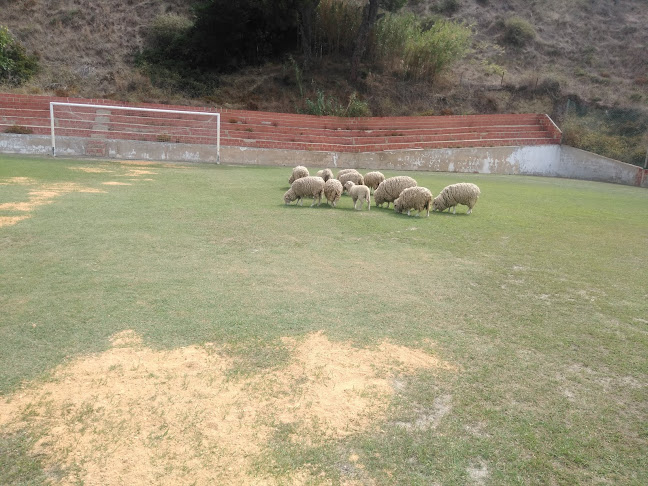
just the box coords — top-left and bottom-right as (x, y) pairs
(1, 154), (647, 485)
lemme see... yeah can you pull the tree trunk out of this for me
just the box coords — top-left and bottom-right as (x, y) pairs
(350, 0), (379, 84)
(298, 0), (319, 72)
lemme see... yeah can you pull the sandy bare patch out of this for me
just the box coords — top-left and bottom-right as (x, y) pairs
(0, 215), (30, 228)
(119, 160), (158, 166)
(393, 394), (452, 431)
(467, 459), (489, 485)
(0, 176), (37, 185)
(124, 169), (157, 176)
(102, 181), (132, 186)
(0, 331), (455, 485)
(0, 182), (106, 227)
(68, 167), (113, 173)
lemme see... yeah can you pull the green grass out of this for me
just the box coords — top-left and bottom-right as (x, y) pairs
(1, 154), (647, 484)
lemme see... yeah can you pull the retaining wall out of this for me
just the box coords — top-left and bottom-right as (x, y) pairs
(1, 133), (645, 187)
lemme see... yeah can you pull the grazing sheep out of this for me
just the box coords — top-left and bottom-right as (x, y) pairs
(323, 178), (343, 207)
(363, 171), (385, 194)
(316, 168), (334, 182)
(394, 186), (433, 217)
(432, 182), (481, 214)
(344, 181), (371, 211)
(338, 170), (364, 192)
(284, 176), (325, 207)
(337, 168), (357, 179)
(374, 176), (417, 208)
(288, 165), (310, 185)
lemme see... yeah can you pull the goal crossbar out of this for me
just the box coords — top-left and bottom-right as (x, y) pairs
(49, 102), (220, 162)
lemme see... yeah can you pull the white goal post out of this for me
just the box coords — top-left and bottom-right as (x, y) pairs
(49, 102), (220, 162)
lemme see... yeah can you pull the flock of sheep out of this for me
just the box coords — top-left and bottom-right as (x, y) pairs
(283, 165), (481, 217)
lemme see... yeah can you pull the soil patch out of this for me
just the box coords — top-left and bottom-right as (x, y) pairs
(0, 330), (455, 485)
(0, 179), (105, 227)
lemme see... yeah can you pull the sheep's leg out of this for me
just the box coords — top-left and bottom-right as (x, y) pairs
(298, 198), (303, 206)
(451, 205), (456, 214)
(467, 208), (472, 214)
(367, 198), (370, 211)
(407, 209), (411, 216)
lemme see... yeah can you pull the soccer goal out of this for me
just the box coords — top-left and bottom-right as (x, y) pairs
(49, 102), (221, 162)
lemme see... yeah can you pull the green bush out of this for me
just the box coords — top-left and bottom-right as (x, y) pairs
(304, 90), (370, 117)
(562, 115), (647, 167)
(500, 16), (536, 47)
(372, 14), (472, 80)
(0, 26), (39, 85)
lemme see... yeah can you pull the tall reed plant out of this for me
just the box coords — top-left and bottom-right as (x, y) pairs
(371, 14), (472, 81)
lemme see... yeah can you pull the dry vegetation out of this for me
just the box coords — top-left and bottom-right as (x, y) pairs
(1, 0), (646, 118)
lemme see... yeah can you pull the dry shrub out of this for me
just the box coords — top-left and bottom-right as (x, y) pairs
(4, 124), (33, 134)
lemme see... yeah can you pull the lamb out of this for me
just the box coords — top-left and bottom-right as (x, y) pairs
(338, 170), (364, 191)
(283, 176), (325, 207)
(373, 176), (417, 208)
(315, 168), (334, 182)
(432, 182), (481, 214)
(343, 181), (371, 211)
(363, 171), (385, 194)
(394, 186), (433, 217)
(288, 165), (310, 185)
(323, 178), (343, 207)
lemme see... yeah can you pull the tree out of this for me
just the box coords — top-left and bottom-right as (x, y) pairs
(187, 0), (300, 71)
(350, 0), (379, 83)
(295, 0), (320, 71)
(350, 0), (406, 83)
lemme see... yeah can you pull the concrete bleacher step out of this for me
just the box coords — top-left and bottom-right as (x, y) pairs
(0, 93), (562, 152)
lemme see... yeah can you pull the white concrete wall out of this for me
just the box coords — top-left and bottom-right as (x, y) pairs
(1, 133), (645, 187)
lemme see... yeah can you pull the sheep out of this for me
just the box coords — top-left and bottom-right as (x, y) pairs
(337, 168), (357, 179)
(315, 168), (334, 182)
(394, 186), (433, 217)
(432, 182), (481, 214)
(288, 165), (310, 185)
(338, 170), (364, 192)
(284, 176), (325, 207)
(344, 181), (371, 211)
(373, 176), (417, 208)
(363, 171), (385, 194)
(323, 178), (343, 207)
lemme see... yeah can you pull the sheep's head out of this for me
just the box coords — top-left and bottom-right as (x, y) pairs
(393, 197), (403, 213)
(283, 189), (297, 205)
(432, 195), (445, 212)
(343, 181), (355, 194)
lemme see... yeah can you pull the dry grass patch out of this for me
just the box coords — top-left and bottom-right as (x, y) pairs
(0, 330), (455, 485)
(0, 178), (105, 227)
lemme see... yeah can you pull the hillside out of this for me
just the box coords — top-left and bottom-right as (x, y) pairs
(1, 0), (646, 122)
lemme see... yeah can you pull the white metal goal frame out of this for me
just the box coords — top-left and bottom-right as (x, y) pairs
(49, 102), (220, 162)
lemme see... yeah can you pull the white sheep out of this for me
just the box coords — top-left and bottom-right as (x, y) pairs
(288, 165), (310, 185)
(343, 181), (371, 211)
(315, 168), (334, 182)
(337, 168), (357, 179)
(323, 178), (343, 207)
(363, 171), (385, 194)
(394, 186), (433, 217)
(432, 182), (481, 214)
(374, 176), (417, 208)
(284, 176), (325, 207)
(338, 170), (364, 192)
